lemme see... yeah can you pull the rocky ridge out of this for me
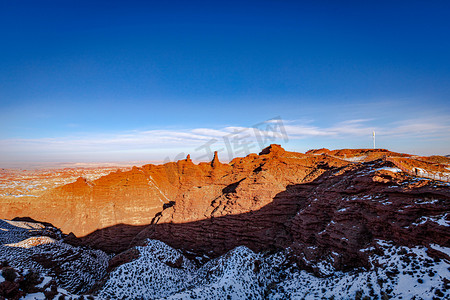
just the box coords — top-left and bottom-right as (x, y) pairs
(0, 145), (449, 299)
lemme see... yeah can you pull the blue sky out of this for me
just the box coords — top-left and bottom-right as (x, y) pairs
(1, 1), (449, 166)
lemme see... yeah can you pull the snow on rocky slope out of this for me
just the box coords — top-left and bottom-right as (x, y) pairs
(98, 239), (449, 300)
(98, 240), (195, 299)
(0, 219), (109, 296)
(273, 240), (449, 300)
(0, 219), (448, 299)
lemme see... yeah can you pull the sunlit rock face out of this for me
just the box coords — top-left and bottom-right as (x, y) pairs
(1, 145), (449, 259)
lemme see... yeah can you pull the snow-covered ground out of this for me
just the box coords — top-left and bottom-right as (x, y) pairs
(98, 239), (450, 300)
(374, 167), (403, 173)
(274, 240), (449, 300)
(99, 240), (195, 299)
(342, 156), (368, 162)
(0, 219), (109, 295)
(413, 213), (449, 227)
(1, 222), (448, 299)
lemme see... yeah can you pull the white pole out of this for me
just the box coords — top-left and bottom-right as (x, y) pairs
(373, 131), (376, 149)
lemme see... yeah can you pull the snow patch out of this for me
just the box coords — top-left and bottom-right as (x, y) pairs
(430, 244), (450, 257)
(374, 167), (402, 173)
(413, 213), (449, 227)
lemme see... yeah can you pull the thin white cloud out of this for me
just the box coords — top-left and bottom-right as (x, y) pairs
(1, 116), (449, 165)
(381, 118), (450, 138)
(190, 128), (228, 137)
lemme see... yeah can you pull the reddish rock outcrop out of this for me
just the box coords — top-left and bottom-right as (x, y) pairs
(0, 145), (448, 271)
(125, 159), (449, 271)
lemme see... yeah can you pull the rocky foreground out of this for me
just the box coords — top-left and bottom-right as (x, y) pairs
(0, 145), (449, 299)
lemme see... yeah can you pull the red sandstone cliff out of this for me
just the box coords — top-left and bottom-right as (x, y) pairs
(0, 145), (448, 269)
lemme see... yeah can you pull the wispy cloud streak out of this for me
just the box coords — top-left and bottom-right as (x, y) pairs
(1, 117), (449, 164)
